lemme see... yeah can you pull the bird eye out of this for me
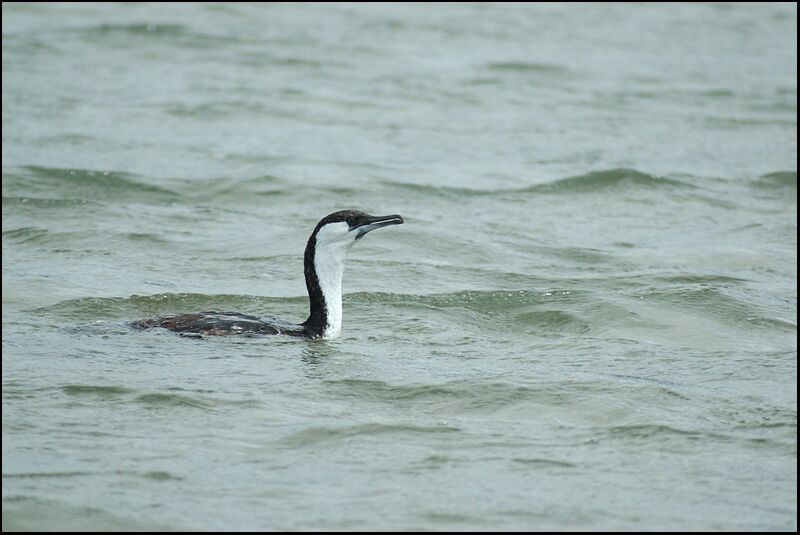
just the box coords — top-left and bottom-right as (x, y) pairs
(346, 216), (356, 227)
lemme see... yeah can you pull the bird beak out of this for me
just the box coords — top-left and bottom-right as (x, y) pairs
(354, 214), (404, 240)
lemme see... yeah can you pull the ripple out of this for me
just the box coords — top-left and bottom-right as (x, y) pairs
(383, 168), (695, 199)
(486, 61), (568, 73)
(62, 385), (134, 397)
(4, 166), (178, 204)
(36, 293), (300, 321)
(753, 170), (796, 189)
(278, 422), (460, 447)
(134, 392), (212, 410)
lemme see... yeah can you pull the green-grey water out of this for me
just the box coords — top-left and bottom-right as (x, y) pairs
(2, 2), (796, 531)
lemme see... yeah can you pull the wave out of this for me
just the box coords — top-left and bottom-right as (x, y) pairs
(3, 166), (301, 206)
(522, 168), (695, 193)
(76, 22), (237, 50)
(35, 293), (303, 321)
(43, 290), (565, 323)
(4, 166), (179, 203)
(2, 196), (94, 209)
(347, 288), (585, 313)
(753, 170), (796, 189)
(169, 174), (292, 202)
(2, 226), (171, 252)
(384, 168), (695, 199)
(352, 287), (795, 339)
(85, 22), (188, 36)
(635, 285), (796, 333)
(61, 385), (133, 396)
(2, 226), (53, 245)
(317, 377), (700, 427)
(38, 281), (793, 342)
(486, 61), (568, 73)
(278, 422), (460, 447)
(321, 378), (572, 408)
(61, 384), (261, 411)
(4, 167), (731, 209)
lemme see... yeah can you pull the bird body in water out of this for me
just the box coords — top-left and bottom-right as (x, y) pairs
(135, 210), (404, 339)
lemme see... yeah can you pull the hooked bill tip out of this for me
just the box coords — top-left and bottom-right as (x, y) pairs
(353, 213), (404, 240)
(364, 214), (403, 227)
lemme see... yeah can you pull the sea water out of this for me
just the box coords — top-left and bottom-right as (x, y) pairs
(2, 2), (796, 530)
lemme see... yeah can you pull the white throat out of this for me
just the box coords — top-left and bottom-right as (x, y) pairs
(313, 222), (355, 339)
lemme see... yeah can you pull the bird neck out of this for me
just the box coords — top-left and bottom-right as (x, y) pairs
(303, 233), (346, 339)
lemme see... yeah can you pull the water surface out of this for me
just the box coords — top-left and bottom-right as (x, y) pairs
(2, 2), (796, 531)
